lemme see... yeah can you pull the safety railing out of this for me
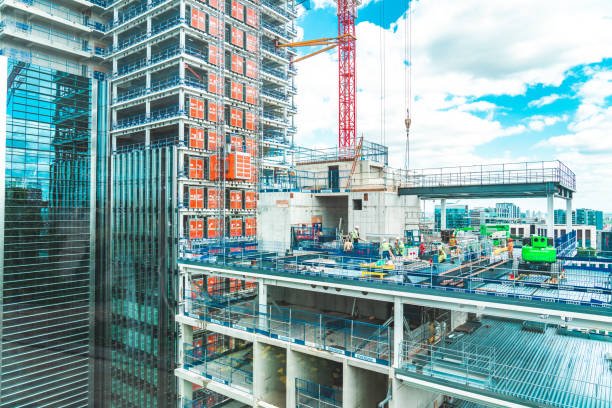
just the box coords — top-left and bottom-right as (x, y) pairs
(181, 390), (230, 408)
(261, 0), (296, 19)
(109, 0), (166, 29)
(294, 140), (389, 166)
(295, 378), (342, 408)
(179, 247), (612, 310)
(0, 20), (88, 54)
(113, 105), (184, 130)
(399, 339), (612, 408)
(261, 21), (292, 40)
(262, 88), (289, 101)
(108, 16), (183, 55)
(184, 343), (253, 393)
(262, 42), (290, 60)
(262, 66), (288, 80)
(13, 0), (90, 28)
(114, 76), (183, 103)
(183, 293), (393, 365)
(404, 160), (576, 192)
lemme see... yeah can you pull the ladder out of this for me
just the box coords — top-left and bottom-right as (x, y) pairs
(345, 136), (363, 189)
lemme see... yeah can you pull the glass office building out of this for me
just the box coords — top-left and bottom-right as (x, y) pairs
(0, 59), (98, 407)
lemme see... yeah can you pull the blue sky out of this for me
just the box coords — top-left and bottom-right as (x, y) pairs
(293, 0), (612, 211)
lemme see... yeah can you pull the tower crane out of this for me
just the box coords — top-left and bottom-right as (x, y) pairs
(276, 0), (359, 158)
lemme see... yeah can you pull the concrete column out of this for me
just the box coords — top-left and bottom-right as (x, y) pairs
(566, 198), (573, 232)
(179, 379), (193, 402)
(258, 282), (268, 331)
(440, 199), (447, 231)
(254, 342), (286, 406)
(393, 298), (403, 368)
(286, 349), (298, 408)
(391, 379), (442, 408)
(546, 194), (554, 239)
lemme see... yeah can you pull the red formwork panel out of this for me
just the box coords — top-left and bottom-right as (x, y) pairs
(231, 1), (244, 21)
(208, 14), (221, 37)
(228, 190), (243, 210)
(231, 26), (244, 48)
(207, 188), (221, 209)
(231, 81), (243, 101)
(245, 111), (256, 131)
(246, 7), (258, 27)
(207, 130), (220, 151)
(246, 33), (258, 53)
(245, 280), (256, 290)
(189, 97), (205, 119)
(230, 134), (243, 152)
(189, 187), (205, 209)
(228, 218), (243, 237)
(245, 60), (257, 79)
(207, 101), (223, 122)
(245, 85), (258, 105)
(245, 217), (256, 236)
(245, 137), (256, 155)
(230, 107), (243, 128)
(208, 0), (222, 10)
(189, 218), (204, 239)
(189, 127), (205, 149)
(226, 152), (251, 180)
(208, 44), (221, 65)
(207, 217), (222, 238)
(190, 8), (206, 30)
(231, 54), (244, 75)
(209, 155), (220, 181)
(244, 190), (257, 209)
(188, 157), (204, 179)
(229, 278), (242, 292)
(208, 72), (222, 95)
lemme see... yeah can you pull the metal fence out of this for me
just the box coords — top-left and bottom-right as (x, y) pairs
(295, 378), (342, 408)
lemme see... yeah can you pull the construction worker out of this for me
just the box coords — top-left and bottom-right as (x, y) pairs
(381, 239), (393, 260)
(394, 237), (406, 257)
(350, 226), (361, 244)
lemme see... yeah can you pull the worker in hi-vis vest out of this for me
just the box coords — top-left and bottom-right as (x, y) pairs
(350, 226), (360, 244)
(394, 237), (406, 257)
(381, 240), (393, 260)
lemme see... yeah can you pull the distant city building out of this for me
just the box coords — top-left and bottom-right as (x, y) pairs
(510, 223), (596, 248)
(496, 202), (521, 220)
(575, 208), (604, 231)
(435, 204), (469, 230)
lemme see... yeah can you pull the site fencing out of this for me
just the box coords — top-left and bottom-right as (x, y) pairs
(295, 378), (342, 408)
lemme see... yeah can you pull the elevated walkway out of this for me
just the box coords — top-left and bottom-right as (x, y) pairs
(398, 161), (575, 199)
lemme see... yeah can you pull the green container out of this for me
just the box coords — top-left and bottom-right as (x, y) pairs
(522, 236), (557, 263)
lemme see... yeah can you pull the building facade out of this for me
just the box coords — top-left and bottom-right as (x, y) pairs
(495, 202), (520, 221)
(434, 204), (469, 230)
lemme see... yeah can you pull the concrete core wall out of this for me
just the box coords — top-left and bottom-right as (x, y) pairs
(254, 342), (286, 407)
(344, 364), (388, 408)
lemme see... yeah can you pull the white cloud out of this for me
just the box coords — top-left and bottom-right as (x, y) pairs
(528, 94), (563, 108)
(294, 0), (612, 207)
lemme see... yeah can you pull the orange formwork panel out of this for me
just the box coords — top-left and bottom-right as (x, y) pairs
(188, 157), (205, 179)
(189, 187), (205, 209)
(246, 33), (258, 53)
(208, 14), (221, 37)
(245, 85), (258, 105)
(228, 218), (243, 237)
(230, 107), (244, 128)
(189, 127), (205, 149)
(245, 217), (256, 236)
(207, 188), (221, 209)
(231, 54), (244, 75)
(189, 218), (204, 239)
(230, 134), (243, 152)
(245, 60), (257, 79)
(206, 217), (222, 239)
(244, 190), (257, 209)
(231, 1), (244, 21)
(246, 7), (258, 27)
(208, 0), (222, 10)
(188, 97), (205, 119)
(228, 190), (243, 210)
(245, 112), (256, 131)
(208, 44), (221, 65)
(231, 26), (244, 48)
(226, 152), (251, 180)
(190, 8), (206, 30)
(208, 72), (222, 95)
(209, 155), (220, 181)
(245, 137), (256, 155)
(231, 81), (243, 101)
(207, 101), (223, 123)
(207, 130), (220, 151)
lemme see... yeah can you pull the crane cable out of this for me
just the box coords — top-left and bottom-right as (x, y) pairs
(404, 2), (412, 172)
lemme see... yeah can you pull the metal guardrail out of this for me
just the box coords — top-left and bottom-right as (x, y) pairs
(295, 378), (342, 408)
(183, 294), (393, 365)
(184, 344), (253, 393)
(179, 246), (612, 309)
(404, 161), (576, 192)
